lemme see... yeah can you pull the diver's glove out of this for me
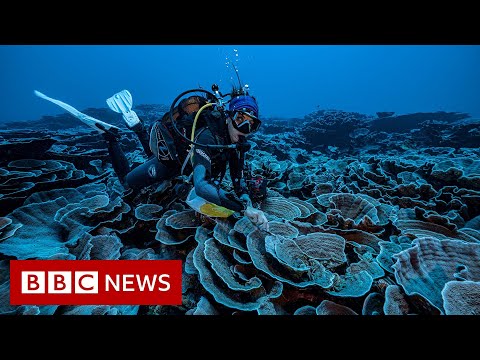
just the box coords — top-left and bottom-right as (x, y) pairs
(244, 206), (269, 232)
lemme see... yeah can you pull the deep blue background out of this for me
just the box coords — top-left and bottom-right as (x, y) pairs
(1, 45), (479, 122)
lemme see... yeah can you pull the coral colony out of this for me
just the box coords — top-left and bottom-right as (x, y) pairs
(0, 106), (480, 315)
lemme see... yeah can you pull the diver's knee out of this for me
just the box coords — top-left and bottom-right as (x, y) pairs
(123, 162), (155, 190)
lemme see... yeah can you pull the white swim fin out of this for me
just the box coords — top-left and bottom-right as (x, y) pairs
(34, 90), (120, 134)
(106, 89), (141, 128)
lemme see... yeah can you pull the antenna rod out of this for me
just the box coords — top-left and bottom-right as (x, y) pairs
(231, 62), (243, 90)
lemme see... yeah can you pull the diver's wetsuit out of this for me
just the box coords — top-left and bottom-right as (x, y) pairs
(191, 123), (249, 212)
(105, 110), (248, 213)
(105, 122), (181, 190)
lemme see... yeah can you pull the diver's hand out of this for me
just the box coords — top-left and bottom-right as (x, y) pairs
(244, 206), (269, 231)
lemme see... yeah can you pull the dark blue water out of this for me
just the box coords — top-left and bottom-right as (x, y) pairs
(1, 45), (479, 122)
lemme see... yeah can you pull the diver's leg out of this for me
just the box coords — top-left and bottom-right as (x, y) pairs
(130, 121), (153, 158)
(125, 157), (179, 191)
(103, 132), (130, 183)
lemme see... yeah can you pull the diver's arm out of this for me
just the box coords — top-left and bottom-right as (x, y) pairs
(192, 147), (246, 213)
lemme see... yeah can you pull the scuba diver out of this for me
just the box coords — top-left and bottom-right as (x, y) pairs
(34, 85), (269, 231)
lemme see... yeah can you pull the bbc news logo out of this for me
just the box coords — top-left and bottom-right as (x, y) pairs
(10, 260), (182, 305)
(22, 271), (99, 293)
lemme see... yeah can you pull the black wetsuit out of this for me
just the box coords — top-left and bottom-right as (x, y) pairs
(106, 110), (248, 213)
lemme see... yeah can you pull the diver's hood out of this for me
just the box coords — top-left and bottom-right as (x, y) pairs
(228, 95), (259, 118)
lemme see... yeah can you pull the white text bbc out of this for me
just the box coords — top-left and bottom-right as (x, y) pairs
(21, 271), (171, 294)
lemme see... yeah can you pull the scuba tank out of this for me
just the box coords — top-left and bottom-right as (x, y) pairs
(149, 94), (211, 164)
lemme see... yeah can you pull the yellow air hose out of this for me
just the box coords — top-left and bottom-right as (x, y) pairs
(191, 102), (214, 142)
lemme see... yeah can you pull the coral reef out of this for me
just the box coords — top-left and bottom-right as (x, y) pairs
(1, 105), (479, 315)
